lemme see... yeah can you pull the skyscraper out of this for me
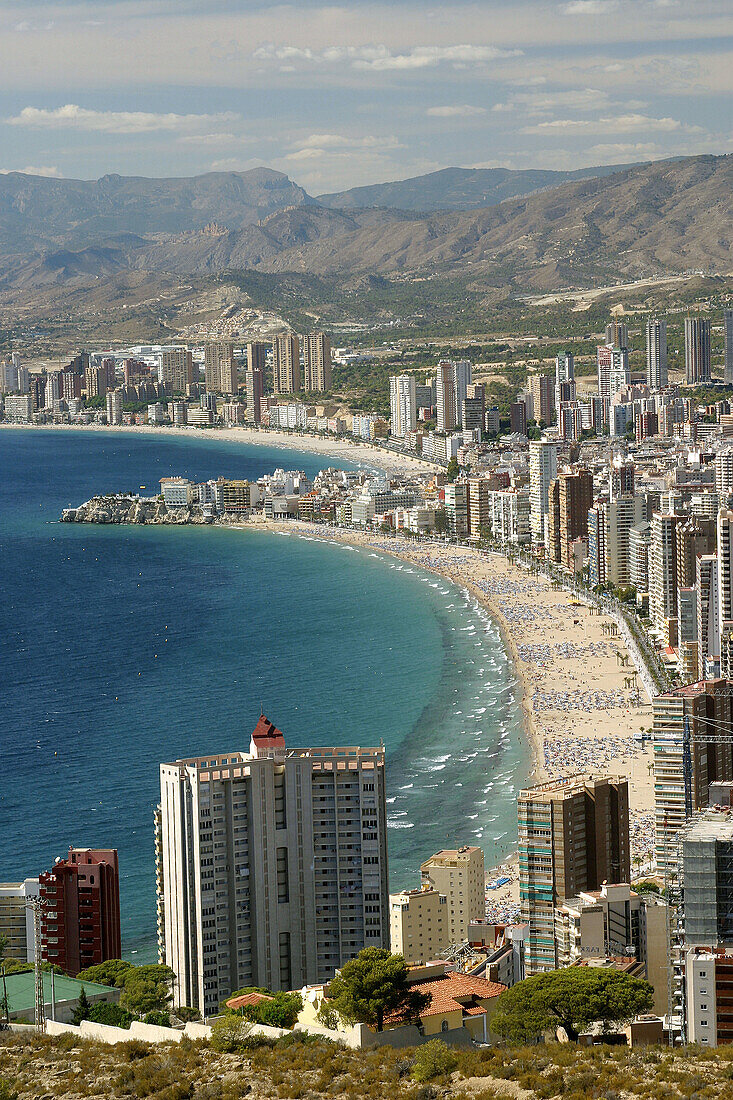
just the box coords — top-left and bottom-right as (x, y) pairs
(436, 361), (457, 433)
(646, 318), (668, 390)
(160, 348), (194, 393)
(597, 344), (630, 400)
(204, 341), (237, 395)
(453, 360), (472, 425)
(518, 776), (630, 973)
(685, 316), (712, 385)
(389, 375), (417, 437)
(724, 309), (733, 385)
(530, 373), (555, 426)
(157, 715), (389, 1015)
(606, 320), (629, 349)
(245, 367), (264, 425)
(650, 513), (682, 645)
(273, 334), (301, 394)
(529, 440), (558, 544)
(547, 468), (593, 571)
(39, 848), (121, 976)
(247, 342), (268, 374)
(653, 681), (733, 873)
(302, 333), (332, 392)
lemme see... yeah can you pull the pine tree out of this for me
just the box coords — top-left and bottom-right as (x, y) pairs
(71, 985), (91, 1025)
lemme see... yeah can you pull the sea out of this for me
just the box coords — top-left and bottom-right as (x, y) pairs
(0, 428), (528, 960)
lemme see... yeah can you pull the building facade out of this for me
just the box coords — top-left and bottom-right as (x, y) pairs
(518, 776), (630, 974)
(157, 716), (389, 1015)
(420, 847), (484, 946)
(39, 848), (121, 976)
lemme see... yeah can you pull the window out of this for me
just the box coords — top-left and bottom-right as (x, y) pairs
(441, 1020), (449, 1033)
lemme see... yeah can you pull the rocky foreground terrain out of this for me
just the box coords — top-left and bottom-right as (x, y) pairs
(2, 1031), (733, 1100)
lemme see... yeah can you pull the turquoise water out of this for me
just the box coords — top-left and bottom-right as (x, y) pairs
(0, 428), (527, 960)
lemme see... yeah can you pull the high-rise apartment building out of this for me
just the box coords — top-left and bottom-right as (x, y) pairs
(646, 318), (668, 390)
(420, 847), (484, 946)
(606, 320), (629, 349)
(725, 310), (733, 386)
(547, 468), (593, 571)
(389, 375), (417, 438)
(717, 450), (733, 504)
(157, 716), (389, 1015)
(390, 887), (448, 965)
(453, 360), (472, 425)
(650, 513), (682, 645)
(510, 401), (528, 436)
(685, 316), (712, 385)
(518, 776), (630, 974)
(653, 681), (733, 873)
(555, 351), (575, 387)
(0, 879), (40, 962)
(160, 348), (194, 393)
(106, 389), (123, 425)
(529, 440), (558, 544)
(530, 374), (555, 426)
(245, 367), (265, 425)
(302, 333), (332, 392)
(467, 476), (490, 540)
(597, 345), (630, 400)
(273, 334), (301, 394)
(436, 362), (457, 433)
(681, 808), (733, 946)
(204, 341), (237, 395)
(39, 848), (121, 976)
(247, 342), (268, 374)
(698, 554), (721, 679)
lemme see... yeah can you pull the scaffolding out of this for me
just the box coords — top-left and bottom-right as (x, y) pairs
(25, 895), (45, 1032)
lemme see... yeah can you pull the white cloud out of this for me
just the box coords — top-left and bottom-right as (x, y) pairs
(7, 104), (238, 134)
(252, 43), (521, 72)
(562, 0), (619, 13)
(291, 133), (403, 153)
(0, 165), (61, 176)
(522, 112), (700, 134)
(426, 105), (487, 117)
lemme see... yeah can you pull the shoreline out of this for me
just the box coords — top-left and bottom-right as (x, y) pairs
(247, 518), (655, 865)
(0, 421), (437, 477)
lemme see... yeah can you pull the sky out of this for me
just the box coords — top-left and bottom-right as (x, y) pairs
(0, 0), (730, 194)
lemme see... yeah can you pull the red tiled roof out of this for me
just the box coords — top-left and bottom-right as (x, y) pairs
(251, 714), (285, 748)
(225, 992), (273, 1011)
(385, 971), (505, 1023)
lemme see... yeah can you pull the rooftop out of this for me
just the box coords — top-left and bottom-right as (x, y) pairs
(2, 971), (117, 1015)
(386, 971), (505, 1023)
(683, 806), (733, 843)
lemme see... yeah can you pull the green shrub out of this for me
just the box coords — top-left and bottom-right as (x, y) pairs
(143, 1011), (171, 1028)
(174, 1006), (200, 1023)
(411, 1040), (458, 1083)
(209, 1015), (253, 1053)
(0, 1079), (17, 1100)
(88, 1000), (133, 1028)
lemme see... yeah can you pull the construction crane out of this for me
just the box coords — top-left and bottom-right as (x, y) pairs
(25, 896), (45, 1033)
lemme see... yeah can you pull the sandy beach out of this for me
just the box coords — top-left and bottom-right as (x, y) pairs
(254, 518), (656, 876)
(0, 421), (435, 477)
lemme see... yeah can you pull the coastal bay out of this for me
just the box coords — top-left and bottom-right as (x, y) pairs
(0, 427), (526, 958)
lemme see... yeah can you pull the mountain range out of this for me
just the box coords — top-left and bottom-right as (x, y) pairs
(0, 154), (731, 305)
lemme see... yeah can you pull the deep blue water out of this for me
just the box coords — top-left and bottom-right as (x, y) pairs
(0, 428), (527, 960)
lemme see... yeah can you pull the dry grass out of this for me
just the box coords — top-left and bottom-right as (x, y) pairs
(4, 1032), (733, 1100)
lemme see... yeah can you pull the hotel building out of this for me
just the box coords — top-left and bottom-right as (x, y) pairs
(420, 847), (484, 946)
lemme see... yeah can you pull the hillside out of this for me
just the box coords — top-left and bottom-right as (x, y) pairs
(258, 154), (733, 287)
(0, 168), (313, 252)
(317, 162), (641, 212)
(3, 1029), (733, 1100)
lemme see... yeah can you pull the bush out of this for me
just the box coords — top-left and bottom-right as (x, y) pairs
(143, 1011), (171, 1028)
(175, 1006), (200, 1023)
(88, 1001), (133, 1028)
(210, 1015), (253, 1053)
(411, 1040), (458, 1083)
(0, 1079), (17, 1100)
(122, 1039), (152, 1062)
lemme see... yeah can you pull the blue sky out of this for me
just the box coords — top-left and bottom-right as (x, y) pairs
(0, 0), (730, 192)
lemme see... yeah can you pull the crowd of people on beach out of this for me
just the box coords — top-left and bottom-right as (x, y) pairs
(543, 733), (640, 775)
(533, 687), (636, 713)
